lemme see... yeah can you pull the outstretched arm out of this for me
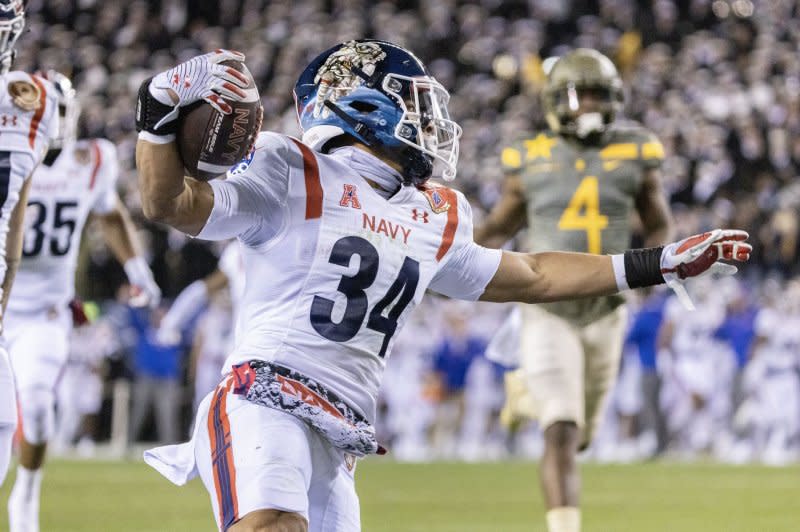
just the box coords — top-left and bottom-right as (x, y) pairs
(480, 230), (751, 304)
(157, 269), (229, 345)
(96, 199), (144, 263)
(480, 250), (616, 303)
(96, 199), (161, 307)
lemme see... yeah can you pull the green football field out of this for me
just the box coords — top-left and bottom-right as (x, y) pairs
(0, 459), (798, 531)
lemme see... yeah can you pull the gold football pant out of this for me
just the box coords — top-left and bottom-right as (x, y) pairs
(502, 304), (627, 447)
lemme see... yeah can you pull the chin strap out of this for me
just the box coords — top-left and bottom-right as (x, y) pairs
(322, 100), (432, 185)
(323, 100), (379, 146)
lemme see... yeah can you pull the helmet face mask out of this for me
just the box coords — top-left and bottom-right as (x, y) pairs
(295, 39), (462, 184)
(382, 73), (460, 181)
(0, 0), (25, 75)
(542, 49), (624, 138)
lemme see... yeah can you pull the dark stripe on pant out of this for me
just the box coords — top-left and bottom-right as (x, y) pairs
(210, 383), (238, 530)
(0, 152), (11, 220)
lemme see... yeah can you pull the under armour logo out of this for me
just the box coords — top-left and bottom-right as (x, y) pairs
(412, 208), (429, 223)
(171, 73), (192, 89)
(339, 184), (362, 209)
(0, 114), (17, 127)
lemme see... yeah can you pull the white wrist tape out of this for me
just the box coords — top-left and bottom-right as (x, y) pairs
(138, 131), (176, 144)
(124, 256), (154, 287)
(611, 254), (630, 291)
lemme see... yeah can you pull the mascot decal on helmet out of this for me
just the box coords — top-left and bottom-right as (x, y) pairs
(294, 39), (461, 185)
(313, 41), (387, 119)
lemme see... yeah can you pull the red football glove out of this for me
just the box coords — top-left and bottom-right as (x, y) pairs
(660, 229), (752, 309)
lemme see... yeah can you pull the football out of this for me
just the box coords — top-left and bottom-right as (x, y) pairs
(177, 60), (262, 181)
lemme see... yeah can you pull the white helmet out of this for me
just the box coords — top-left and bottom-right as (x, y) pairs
(40, 70), (79, 149)
(0, 0), (25, 75)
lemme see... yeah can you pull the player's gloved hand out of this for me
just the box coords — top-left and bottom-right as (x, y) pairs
(124, 257), (162, 309)
(156, 327), (182, 347)
(136, 49), (251, 141)
(660, 229), (751, 309)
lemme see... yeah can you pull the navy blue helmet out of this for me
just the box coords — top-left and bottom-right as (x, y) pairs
(0, 0), (25, 75)
(294, 40), (461, 185)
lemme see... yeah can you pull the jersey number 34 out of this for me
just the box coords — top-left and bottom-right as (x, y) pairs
(311, 236), (419, 358)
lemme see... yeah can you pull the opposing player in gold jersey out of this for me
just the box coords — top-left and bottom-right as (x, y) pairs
(476, 49), (673, 532)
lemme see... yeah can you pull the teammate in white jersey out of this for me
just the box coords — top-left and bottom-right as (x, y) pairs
(0, 0), (60, 487)
(158, 241), (244, 411)
(158, 240), (245, 347)
(748, 283), (800, 464)
(4, 71), (161, 532)
(134, 43), (751, 532)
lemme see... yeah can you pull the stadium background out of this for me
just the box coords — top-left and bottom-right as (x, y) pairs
(4, 0), (800, 529)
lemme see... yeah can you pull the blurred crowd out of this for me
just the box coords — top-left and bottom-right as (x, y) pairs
(59, 276), (800, 465)
(14, 0), (800, 461)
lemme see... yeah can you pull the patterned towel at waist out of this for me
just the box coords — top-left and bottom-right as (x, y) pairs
(231, 360), (386, 457)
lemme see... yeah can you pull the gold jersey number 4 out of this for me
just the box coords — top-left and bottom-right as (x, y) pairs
(557, 176), (608, 254)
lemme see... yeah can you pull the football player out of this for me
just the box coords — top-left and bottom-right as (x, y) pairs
(4, 71), (160, 532)
(658, 281), (726, 455)
(475, 49), (674, 532)
(135, 42), (748, 532)
(157, 242), (244, 412)
(0, 0), (61, 487)
(157, 240), (244, 347)
(741, 281), (800, 464)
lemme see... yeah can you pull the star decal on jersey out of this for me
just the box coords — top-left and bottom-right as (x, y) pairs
(523, 133), (557, 160)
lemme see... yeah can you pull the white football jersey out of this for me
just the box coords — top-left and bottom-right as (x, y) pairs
(0, 72), (58, 158)
(755, 308), (800, 372)
(7, 138), (119, 314)
(198, 132), (502, 420)
(0, 71), (60, 308)
(665, 295), (724, 356)
(217, 240), (245, 346)
(218, 241), (245, 310)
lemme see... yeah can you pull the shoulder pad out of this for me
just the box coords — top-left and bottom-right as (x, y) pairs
(5, 72), (53, 113)
(605, 122), (664, 162)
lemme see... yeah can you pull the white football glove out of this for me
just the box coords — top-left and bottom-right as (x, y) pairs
(155, 327), (182, 347)
(125, 257), (162, 309)
(660, 229), (752, 310)
(148, 49), (251, 130)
